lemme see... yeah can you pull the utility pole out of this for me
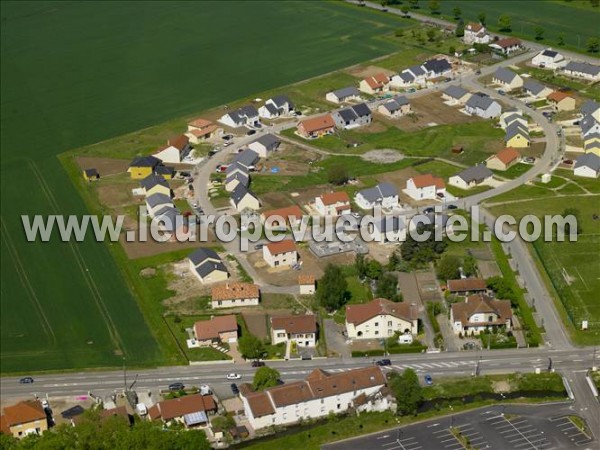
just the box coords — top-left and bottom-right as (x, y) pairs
(123, 357), (127, 393)
(593, 347), (597, 371)
(547, 357), (553, 372)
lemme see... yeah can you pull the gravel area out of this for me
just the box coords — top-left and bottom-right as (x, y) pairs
(360, 149), (404, 163)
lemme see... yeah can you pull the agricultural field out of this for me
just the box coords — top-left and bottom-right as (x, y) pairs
(487, 195), (600, 345)
(0, 1), (422, 372)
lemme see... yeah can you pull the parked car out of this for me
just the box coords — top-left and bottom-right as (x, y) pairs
(447, 204), (458, 210)
(423, 207), (435, 214)
(424, 374), (433, 385)
(222, 134), (233, 141)
(251, 360), (265, 367)
(230, 383), (239, 395)
(254, 243), (264, 250)
(246, 129), (257, 136)
(226, 373), (241, 380)
(168, 382), (184, 391)
(376, 359), (392, 366)
(19, 377), (34, 384)
(498, 89), (506, 96)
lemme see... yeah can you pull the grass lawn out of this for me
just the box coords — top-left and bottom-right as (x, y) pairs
(1, 1), (419, 372)
(514, 66), (600, 102)
(333, 275), (374, 324)
(163, 315), (231, 362)
(488, 196), (600, 345)
(492, 162), (533, 180)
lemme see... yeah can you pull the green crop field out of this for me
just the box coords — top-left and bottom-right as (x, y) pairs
(413, 0), (600, 52)
(0, 1), (415, 372)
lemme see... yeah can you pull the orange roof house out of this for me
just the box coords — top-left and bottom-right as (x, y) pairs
(265, 239), (297, 256)
(486, 147), (521, 171)
(297, 115), (335, 138)
(547, 91), (576, 111)
(147, 394), (217, 426)
(0, 400), (47, 438)
(193, 315), (238, 343)
(261, 205), (305, 228)
(410, 174), (446, 189)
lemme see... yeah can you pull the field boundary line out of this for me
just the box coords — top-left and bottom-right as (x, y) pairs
(0, 216), (56, 344)
(27, 159), (126, 356)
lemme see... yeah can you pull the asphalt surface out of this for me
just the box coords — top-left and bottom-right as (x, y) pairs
(323, 403), (595, 450)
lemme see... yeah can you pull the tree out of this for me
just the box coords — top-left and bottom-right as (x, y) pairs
(400, 225), (447, 267)
(426, 28), (437, 42)
(395, 29), (405, 38)
(408, 0), (419, 9)
(486, 276), (517, 306)
(452, 6), (462, 19)
(238, 334), (265, 360)
(587, 37), (600, 53)
(534, 25), (545, 40)
(428, 0), (440, 14)
(355, 253), (367, 279)
(327, 165), (349, 185)
(389, 368), (423, 415)
(387, 250), (401, 270)
(591, 0), (599, 7)
(316, 264), (348, 312)
(462, 254), (478, 277)
(455, 19), (465, 37)
(498, 14), (512, 31)
(400, 5), (410, 16)
(376, 272), (402, 301)
(436, 254), (461, 281)
(449, 45), (456, 55)
(557, 32), (566, 46)
(253, 366), (281, 391)
(366, 259), (383, 280)
(478, 12), (486, 25)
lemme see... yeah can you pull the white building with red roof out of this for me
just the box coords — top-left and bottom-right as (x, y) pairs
(270, 314), (317, 346)
(345, 298), (418, 340)
(359, 73), (390, 95)
(404, 174), (446, 201)
(464, 22), (490, 45)
(262, 239), (298, 268)
(314, 191), (351, 216)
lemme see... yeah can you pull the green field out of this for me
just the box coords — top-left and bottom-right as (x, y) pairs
(411, 0), (600, 53)
(0, 1), (419, 372)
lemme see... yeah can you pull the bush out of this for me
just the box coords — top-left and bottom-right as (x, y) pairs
(351, 349), (385, 358)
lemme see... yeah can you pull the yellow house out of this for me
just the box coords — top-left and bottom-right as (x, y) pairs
(82, 168), (99, 182)
(0, 400), (47, 439)
(230, 185), (261, 212)
(505, 124), (530, 148)
(584, 138), (600, 156)
(140, 174), (171, 197)
(547, 91), (576, 112)
(127, 156), (161, 180)
(154, 164), (175, 180)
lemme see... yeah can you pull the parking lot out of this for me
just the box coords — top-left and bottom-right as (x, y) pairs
(323, 404), (594, 450)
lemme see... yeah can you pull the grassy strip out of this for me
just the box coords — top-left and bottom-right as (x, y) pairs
(489, 238), (542, 347)
(568, 415), (588, 435)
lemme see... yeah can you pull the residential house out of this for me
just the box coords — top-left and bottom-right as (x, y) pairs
(153, 135), (192, 164)
(219, 105), (261, 128)
(562, 61), (600, 82)
(154, 164), (175, 180)
(355, 183), (398, 209)
(499, 110), (526, 130)
(447, 278), (487, 295)
(369, 215), (407, 243)
(83, 168), (99, 181)
(346, 298), (418, 339)
(378, 96), (411, 118)
(422, 58), (452, 79)
(225, 171), (249, 192)
(299, 274), (316, 295)
(359, 73), (390, 95)
(325, 87), (361, 104)
(465, 94), (502, 119)
(404, 174), (446, 201)
(211, 282), (260, 308)
(188, 248), (229, 284)
(449, 165), (494, 190)
(240, 367), (389, 430)
(226, 161), (249, 178)
(153, 207), (185, 234)
(270, 314), (317, 346)
(489, 37), (523, 55)
(263, 239), (298, 268)
(0, 401), (47, 439)
(505, 122), (531, 148)
(233, 148), (260, 170)
(548, 91), (576, 112)
(186, 118), (219, 144)
(297, 114), (336, 139)
(145, 193), (175, 217)
(442, 85), (471, 105)
(315, 191), (351, 216)
(147, 394), (217, 428)
(581, 100), (600, 122)
(464, 22), (490, 44)
(259, 95), (295, 119)
(231, 184), (261, 212)
(127, 155), (162, 180)
(486, 147), (521, 171)
(574, 153), (600, 178)
(531, 49), (567, 69)
(248, 134), (281, 158)
(492, 67), (523, 91)
(584, 137), (600, 156)
(261, 205), (304, 230)
(581, 115), (600, 139)
(522, 80), (552, 99)
(140, 174), (171, 197)
(451, 294), (513, 335)
(390, 64), (427, 88)
(192, 314), (238, 345)
(332, 103), (372, 129)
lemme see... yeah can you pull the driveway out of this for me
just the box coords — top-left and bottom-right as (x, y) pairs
(323, 319), (350, 358)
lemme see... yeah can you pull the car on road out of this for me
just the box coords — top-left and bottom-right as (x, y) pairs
(376, 359), (392, 366)
(41, 399), (49, 409)
(475, 69), (482, 75)
(498, 89), (506, 96)
(447, 204), (458, 210)
(19, 377), (34, 384)
(246, 129), (257, 136)
(251, 360), (265, 367)
(230, 383), (239, 395)
(222, 134), (233, 141)
(254, 243), (264, 250)
(168, 382), (184, 391)
(192, 201), (198, 208)
(423, 207), (435, 214)
(223, 141), (233, 147)
(226, 373), (241, 380)
(424, 374), (433, 385)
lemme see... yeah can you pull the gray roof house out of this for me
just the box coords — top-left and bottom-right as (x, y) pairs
(564, 61), (600, 79)
(423, 58), (452, 77)
(581, 100), (600, 118)
(465, 94), (501, 119)
(574, 153), (600, 178)
(154, 207), (184, 232)
(584, 139), (600, 153)
(443, 85), (469, 101)
(226, 161), (249, 177)
(379, 96), (410, 116)
(140, 174), (170, 192)
(270, 95), (294, 110)
(450, 165), (493, 188)
(493, 67), (520, 85)
(355, 182), (398, 209)
(219, 105), (260, 128)
(505, 121), (530, 143)
(188, 248), (229, 282)
(233, 149), (260, 169)
(581, 115), (600, 137)
(333, 103), (372, 129)
(326, 86), (361, 103)
(523, 80), (549, 97)
(230, 184), (260, 209)
(225, 171), (250, 189)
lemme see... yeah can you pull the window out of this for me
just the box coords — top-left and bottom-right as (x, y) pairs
(218, 301), (222, 306)
(320, 406), (325, 413)
(337, 403), (341, 409)
(374, 322), (379, 327)
(488, 315), (494, 322)
(375, 330), (379, 335)
(321, 399), (324, 404)
(387, 321), (392, 327)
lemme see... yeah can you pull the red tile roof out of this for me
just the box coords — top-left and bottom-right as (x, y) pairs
(447, 278), (487, 293)
(451, 295), (513, 327)
(466, 22), (483, 32)
(2, 401), (45, 427)
(262, 205), (304, 223)
(189, 125), (218, 137)
(363, 73), (390, 89)
(167, 134), (189, 151)
(188, 118), (213, 129)
(319, 191), (350, 206)
(151, 394), (216, 422)
(547, 91), (573, 103)
(244, 391), (275, 418)
(212, 283), (259, 301)
(298, 114), (335, 134)
(193, 315), (237, 341)
(298, 274), (315, 285)
(346, 298), (417, 326)
(410, 173), (445, 189)
(493, 147), (521, 165)
(265, 239), (297, 255)
(495, 37), (522, 49)
(270, 314), (317, 334)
